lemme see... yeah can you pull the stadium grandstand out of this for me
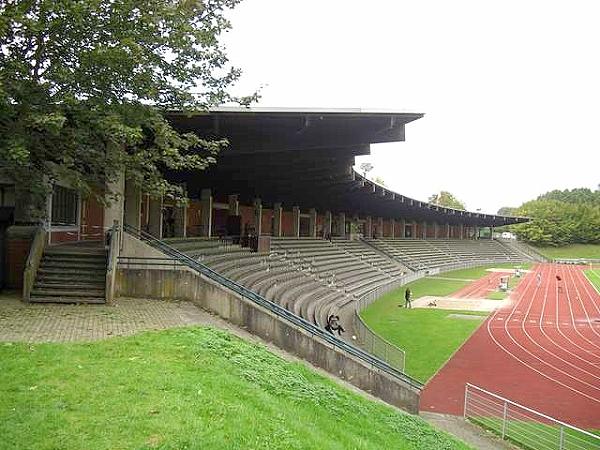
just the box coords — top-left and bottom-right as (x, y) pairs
(5, 107), (532, 413)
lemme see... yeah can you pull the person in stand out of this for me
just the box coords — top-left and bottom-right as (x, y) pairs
(404, 288), (412, 308)
(325, 315), (345, 336)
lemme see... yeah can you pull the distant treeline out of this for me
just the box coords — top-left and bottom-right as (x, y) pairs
(502, 188), (600, 246)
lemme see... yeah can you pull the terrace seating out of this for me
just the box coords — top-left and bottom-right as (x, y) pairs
(163, 236), (408, 332)
(162, 235), (525, 334)
(367, 238), (526, 270)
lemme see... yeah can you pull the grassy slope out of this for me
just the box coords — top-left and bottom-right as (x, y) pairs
(535, 243), (600, 259)
(0, 327), (470, 450)
(360, 264), (530, 382)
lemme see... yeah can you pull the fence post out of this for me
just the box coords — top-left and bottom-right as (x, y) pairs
(501, 400), (508, 439)
(463, 384), (469, 418)
(559, 425), (565, 450)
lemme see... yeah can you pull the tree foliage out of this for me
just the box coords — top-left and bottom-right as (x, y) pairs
(0, 0), (255, 222)
(511, 188), (600, 246)
(497, 206), (517, 216)
(428, 191), (466, 210)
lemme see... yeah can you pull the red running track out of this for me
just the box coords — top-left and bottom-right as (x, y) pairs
(420, 263), (600, 429)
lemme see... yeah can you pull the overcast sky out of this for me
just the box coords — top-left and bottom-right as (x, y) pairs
(221, 0), (599, 214)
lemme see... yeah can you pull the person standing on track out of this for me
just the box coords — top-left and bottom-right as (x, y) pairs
(404, 288), (412, 308)
(556, 274), (562, 294)
(536, 272), (542, 287)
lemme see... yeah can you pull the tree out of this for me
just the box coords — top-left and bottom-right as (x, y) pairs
(359, 162), (373, 178)
(510, 189), (600, 246)
(0, 0), (256, 223)
(497, 206), (517, 216)
(428, 191), (466, 210)
(373, 176), (386, 187)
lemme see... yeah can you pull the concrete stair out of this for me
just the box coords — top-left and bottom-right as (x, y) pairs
(29, 242), (108, 304)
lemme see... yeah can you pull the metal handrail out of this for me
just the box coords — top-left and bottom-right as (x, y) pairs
(123, 224), (424, 389)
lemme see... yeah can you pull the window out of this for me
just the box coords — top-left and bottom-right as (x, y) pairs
(51, 185), (78, 226)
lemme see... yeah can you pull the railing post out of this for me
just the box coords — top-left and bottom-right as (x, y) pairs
(463, 384), (469, 418)
(559, 425), (565, 450)
(501, 400), (508, 439)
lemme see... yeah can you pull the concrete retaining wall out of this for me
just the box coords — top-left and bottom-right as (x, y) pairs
(116, 267), (421, 413)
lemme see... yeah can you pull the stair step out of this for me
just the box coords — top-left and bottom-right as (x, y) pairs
(34, 282), (105, 290)
(38, 268), (107, 278)
(37, 272), (105, 282)
(40, 261), (107, 269)
(31, 288), (106, 297)
(29, 295), (106, 304)
(43, 254), (107, 262)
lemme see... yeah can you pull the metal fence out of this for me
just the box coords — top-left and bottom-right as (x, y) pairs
(122, 225), (424, 391)
(464, 383), (600, 450)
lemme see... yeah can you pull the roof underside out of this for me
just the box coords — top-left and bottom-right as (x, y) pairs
(166, 110), (528, 227)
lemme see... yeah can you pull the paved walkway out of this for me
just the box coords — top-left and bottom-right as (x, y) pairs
(0, 294), (210, 343)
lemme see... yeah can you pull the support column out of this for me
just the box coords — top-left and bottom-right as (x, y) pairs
(124, 180), (142, 230)
(104, 171), (125, 237)
(446, 223), (451, 239)
(148, 196), (163, 238)
(433, 222), (438, 239)
(292, 206), (300, 237)
(459, 223), (464, 240)
(365, 216), (373, 239)
(253, 198), (262, 237)
(309, 208), (317, 238)
(273, 202), (283, 237)
(377, 217), (384, 238)
(324, 211), (332, 238)
(422, 221), (427, 239)
(390, 218), (395, 238)
(400, 219), (406, 238)
(200, 188), (212, 237)
(336, 212), (345, 237)
(173, 203), (187, 238)
(228, 194), (239, 216)
(412, 220), (418, 239)
(476, 226), (480, 239)
(490, 226), (495, 240)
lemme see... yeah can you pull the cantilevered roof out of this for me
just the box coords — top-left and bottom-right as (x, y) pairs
(166, 108), (528, 227)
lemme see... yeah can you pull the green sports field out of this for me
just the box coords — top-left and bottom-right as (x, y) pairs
(534, 243), (600, 260)
(0, 327), (470, 450)
(361, 264), (530, 382)
(584, 268), (600, 292)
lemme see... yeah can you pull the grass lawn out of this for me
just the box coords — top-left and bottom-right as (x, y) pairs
(534, 243), (600, 260)
(0, 327), (470, 450)
(361, 302), (485, 382)
(584, 269), (600, 293)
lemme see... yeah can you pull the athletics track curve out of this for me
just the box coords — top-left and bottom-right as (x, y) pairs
(420, 263), (600, 429)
